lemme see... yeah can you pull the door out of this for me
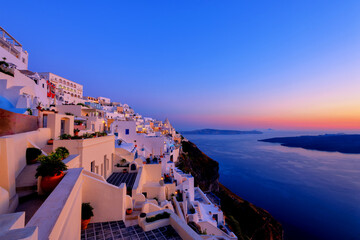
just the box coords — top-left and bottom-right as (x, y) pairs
(104, 156), (107, 178)
(43, 114), (48, 128)
(61, 120), (65, 135)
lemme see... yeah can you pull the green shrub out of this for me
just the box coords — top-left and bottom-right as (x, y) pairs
(35, 154), (67, 178)
(59, 134), (71, 140)
(26, 148), (42, 164)
(82, 203), (94, 220)
(55, 147), (69, 159)
(145, 212), (171, 223)
(26, 108), (32, 115)
(82, 133), (92, 139)
(74, 120), (83, 125)
(0, 61), (9, 67)
(77, 103), (89, 108)
(71, 135), (83, 139)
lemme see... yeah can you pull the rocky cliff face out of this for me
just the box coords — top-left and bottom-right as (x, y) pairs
(177, 139), (219, 192)
(176, 139), (283, 240)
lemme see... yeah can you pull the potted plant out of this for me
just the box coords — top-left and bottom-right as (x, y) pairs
(26, 147), (42, 164)
(81, 203), (94, 230)
(47, 138), (54, 145)
(55, 147), (69, 160)
(35, 154), (68, 193)
(26, 108), (33, 115)
(126, 208), (133, 215)
(74, 128), (80, 136)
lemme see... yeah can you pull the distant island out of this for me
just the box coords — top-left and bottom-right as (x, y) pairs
(259, 134), (360, 154)
(181, 129), (262, 135)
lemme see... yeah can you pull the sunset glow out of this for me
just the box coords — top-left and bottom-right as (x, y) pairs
(2, 1), (360, 130)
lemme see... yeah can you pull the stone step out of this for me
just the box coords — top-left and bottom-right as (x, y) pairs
(125, 210), (141, 220)
(133, 206), (142, 211)
(8, 194), (19, 213)
(17, 190), (38, 204)
(16, 185), (37, 192)
(16, 164), (39, 190)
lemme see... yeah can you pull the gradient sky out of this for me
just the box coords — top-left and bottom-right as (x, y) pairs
(1, 1), (360, 130)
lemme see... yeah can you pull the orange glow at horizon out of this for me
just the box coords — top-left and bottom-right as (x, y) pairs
(175, 113), (360, 130)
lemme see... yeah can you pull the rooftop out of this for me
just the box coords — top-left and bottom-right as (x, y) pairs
(81, 221), (182, 240)
(0, 26), (24, 49)
(107, 172), (137, 189)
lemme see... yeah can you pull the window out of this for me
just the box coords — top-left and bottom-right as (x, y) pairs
(125, 129), (129, 135)
(91, 161), (95, 172)
(43, 114), (48, 128)
(42, 84), (45, 88)
(22, 58), (25, 63)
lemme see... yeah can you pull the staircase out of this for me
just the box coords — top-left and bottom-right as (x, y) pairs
(125, 210), (141, 220)
(194, 203), (202, 221)
(15, 163), (39, 203)
(42, 145), (53, 155)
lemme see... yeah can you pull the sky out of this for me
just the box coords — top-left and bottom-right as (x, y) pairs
(1, 1), (360, 130)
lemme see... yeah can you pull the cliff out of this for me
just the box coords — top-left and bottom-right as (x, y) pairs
(177, 139), (283, 240)
(177, 139), (220, 192)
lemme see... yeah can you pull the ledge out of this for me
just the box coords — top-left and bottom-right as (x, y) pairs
(27, 168), (83, 240)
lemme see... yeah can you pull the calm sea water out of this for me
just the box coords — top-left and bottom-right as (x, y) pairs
(183, 130), (360, 240)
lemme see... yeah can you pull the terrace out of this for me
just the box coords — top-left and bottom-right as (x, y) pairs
(107, 172), (137, 190)
(0, 26), (26, 58)
(81, 221), (182, 240)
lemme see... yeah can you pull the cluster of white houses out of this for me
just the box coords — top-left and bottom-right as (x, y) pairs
(0, 27), (237, 239)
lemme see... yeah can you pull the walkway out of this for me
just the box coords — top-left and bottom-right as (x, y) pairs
(107, 172), (137, 189)
(81, 221), (182, 240)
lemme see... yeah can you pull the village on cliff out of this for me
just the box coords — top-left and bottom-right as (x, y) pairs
(0, 26), (238, 240)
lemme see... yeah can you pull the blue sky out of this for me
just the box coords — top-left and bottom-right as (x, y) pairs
(2, 1), (360, 130)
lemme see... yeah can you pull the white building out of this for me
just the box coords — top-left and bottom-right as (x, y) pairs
(0, 27), (28, 70)
(38, 72), (83, 104)
(0, 69), (50, 112)
(97, 96), (111, 105)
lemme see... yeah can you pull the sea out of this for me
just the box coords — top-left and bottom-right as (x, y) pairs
(183, 130), (360, 240)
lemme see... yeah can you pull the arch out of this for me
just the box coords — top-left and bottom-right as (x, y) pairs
(130, 164), (137, 171)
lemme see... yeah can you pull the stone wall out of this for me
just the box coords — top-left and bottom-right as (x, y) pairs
(0, 108), (38, 137)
